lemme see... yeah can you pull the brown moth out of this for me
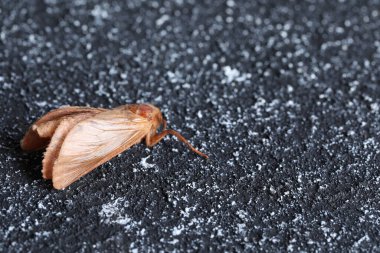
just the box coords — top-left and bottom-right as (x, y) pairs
(21, 104), (208, 189)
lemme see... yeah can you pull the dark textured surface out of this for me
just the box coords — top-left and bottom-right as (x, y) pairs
(1, 0), (380, 251)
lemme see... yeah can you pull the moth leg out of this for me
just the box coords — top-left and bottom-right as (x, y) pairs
(146, 130), (208, 159)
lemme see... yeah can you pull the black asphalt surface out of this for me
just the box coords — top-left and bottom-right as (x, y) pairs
(1, 0), (380, 252)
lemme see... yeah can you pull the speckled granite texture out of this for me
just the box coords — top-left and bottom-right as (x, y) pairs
(1, 0), (380, 252)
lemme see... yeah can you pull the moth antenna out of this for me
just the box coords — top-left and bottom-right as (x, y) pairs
(169, 130), (209, 159)
(147, 129), (208, 159)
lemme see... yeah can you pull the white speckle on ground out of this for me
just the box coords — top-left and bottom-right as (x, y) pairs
(120, 73), (127, 79)
(99, 197), (137, 229)
(37, 202), (46, 210)
(91, 5), (109, 19)
(156, 14), (170, 27)
(236, 223), (246, 235)
(109, 66), (118, 75)
(222, 66), (251, 84)
(35, 101), (47, 107)
(140, 156), (155, 169)
(353, 234), (370, 248)
(172, 225), (184, 236)
(370, 103), (379, 112)
(167, 71), (185, 85)
(35, 231), (51, 237)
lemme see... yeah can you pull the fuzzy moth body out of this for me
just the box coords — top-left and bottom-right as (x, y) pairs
(21, 104), (208, 189)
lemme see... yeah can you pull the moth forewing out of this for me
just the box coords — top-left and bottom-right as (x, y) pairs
(42, 114), (97, 179)
(21, 107), (106, 151)
(51, 107), (151, 189)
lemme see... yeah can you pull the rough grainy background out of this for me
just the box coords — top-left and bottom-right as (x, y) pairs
(1, 0), (380, 251)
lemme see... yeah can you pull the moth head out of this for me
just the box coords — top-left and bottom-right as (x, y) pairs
(129, 103), (165, 130)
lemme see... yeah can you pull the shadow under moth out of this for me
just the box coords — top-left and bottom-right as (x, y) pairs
(21, 104), (208, 189)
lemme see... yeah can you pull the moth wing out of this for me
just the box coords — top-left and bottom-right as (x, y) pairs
(42, 114), (97, 179)
(52, 107), (151, 189)
(21, 107), (106, 151)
